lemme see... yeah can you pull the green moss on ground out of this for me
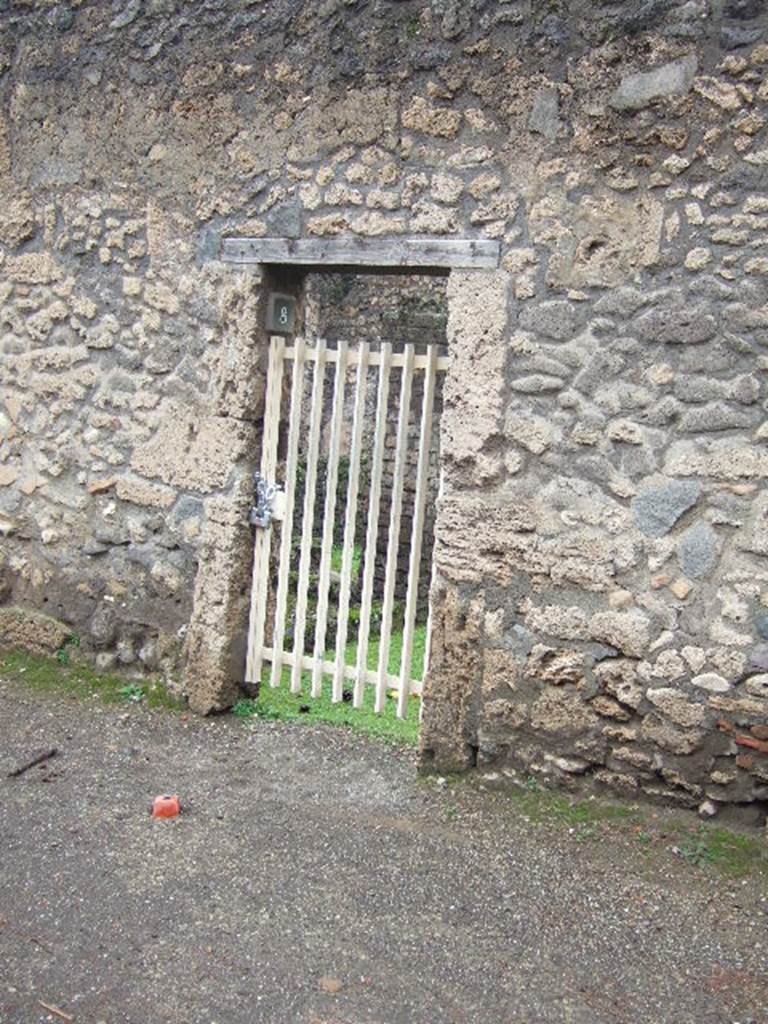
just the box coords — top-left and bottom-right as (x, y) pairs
(0, 649), (184, 711)
(498, 776), (768, 879)
(419, 773), (767, 879)
(510, 779), (641, 829)
(0, 645), (419, 745)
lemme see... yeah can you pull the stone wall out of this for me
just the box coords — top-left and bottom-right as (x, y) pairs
(2, 1), (768, 819)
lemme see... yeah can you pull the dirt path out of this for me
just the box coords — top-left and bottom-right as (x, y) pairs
(1, 676), (766, 1024)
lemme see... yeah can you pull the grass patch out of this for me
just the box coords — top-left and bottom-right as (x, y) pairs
(240, 621), (428, 746)
(339, 620), (427, 681)
(235, 665), (420, 747)
(0, 650), (184, 711)
(330, 542), (362, 579)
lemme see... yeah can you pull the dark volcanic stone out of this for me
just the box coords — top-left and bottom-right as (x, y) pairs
(632, 478), (701, 538)
(677, 521), (719, 580)
(721, 24), (764, 47)
(724, 0), (765, 20)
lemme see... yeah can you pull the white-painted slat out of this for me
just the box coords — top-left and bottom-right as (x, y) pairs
(245, 335), (285, 684)
(291, 338), (328, 694)
(397, 344), (438, 718)
(269, 333), (306, 689)
(375, 343), (415, 713)
(261, 646), (423, 695)
(353, 341), (392, 709)
(311, 340), (348, 697)
(284, 344), (449, 372)
(332, 341), (370, 703)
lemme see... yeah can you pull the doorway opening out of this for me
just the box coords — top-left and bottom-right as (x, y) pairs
(245, 269), (448, 741)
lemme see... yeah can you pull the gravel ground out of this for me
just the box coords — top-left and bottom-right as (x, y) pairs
(1, 676), (767, 1024)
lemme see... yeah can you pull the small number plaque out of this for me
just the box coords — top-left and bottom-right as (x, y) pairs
(267, 293), (296, 333)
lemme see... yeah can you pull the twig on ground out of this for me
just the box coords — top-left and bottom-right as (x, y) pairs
(7, 748), (58, 778)
(37, 1000), (73, 1022)
(0, 916), (55, 955)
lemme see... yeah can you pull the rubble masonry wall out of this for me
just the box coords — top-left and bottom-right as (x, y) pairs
(1, 1), (768, 815)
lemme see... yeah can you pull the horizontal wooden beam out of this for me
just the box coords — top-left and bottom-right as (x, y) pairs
(282, 340), (450, 372)
(221, 236), (500, 270)
(260, 645), (424, 696)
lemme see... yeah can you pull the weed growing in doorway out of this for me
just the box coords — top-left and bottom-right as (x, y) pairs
(119, 682), (146, 703)
(232, 698), (260, 719)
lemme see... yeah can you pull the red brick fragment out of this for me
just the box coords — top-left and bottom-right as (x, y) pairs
(152, 794), (181, 818)
(734, 734), (768, 755)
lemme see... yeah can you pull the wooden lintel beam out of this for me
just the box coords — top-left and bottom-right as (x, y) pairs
(220, 236), (501, 270)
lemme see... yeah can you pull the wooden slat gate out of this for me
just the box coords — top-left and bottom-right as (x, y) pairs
(245, 335), (448, 718)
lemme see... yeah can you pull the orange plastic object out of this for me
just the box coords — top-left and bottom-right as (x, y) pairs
(152, 794), (181, 819)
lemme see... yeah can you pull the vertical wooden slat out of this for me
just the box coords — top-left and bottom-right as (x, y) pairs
(397, 344), (437, 718)
(374, 343), (415, 713)
(269, 334), (306, 689)
(245, 336), (286, 684)
(291, 338), (328, 694)
(310, 341), (348, 696)
(332, 341), (370, 703)
(353, 341), (393, 708)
